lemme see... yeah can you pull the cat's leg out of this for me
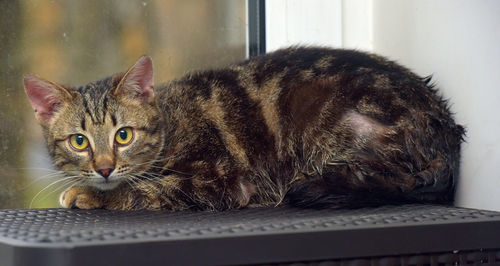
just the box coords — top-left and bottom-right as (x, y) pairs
(59, 186), (104, 209)
(59, 180), (178, 210)
(59, 166), (255, 210)
(59, 182), (165, 210)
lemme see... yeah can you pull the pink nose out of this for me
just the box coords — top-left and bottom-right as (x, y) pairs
(97, 168), (114, 178)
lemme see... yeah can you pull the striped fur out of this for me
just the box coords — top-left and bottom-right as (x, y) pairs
(25, 47), (465, 210)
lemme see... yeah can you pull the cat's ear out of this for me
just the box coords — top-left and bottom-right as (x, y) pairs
(24, 75), (73, 124)
(113, 56), (154, 103)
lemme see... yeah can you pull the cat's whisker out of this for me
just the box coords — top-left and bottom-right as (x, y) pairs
(132, 161), (185, 173)
(129, 178), (143, 190)
(65, 179), (84, 191)
(143, 169), (215, 183)
(137, 170), (195, 182)
(128, 176), (157, 194)
(44, 179), (75, 197)
(146, 171), (201, 182)
(125, 176), (145, 191)
(29, 175), (82, 208)
(147, 166), (193, 176)
(125, 175), (143, 190)
(123, 179), (139, 191)
(38, 179), (83, 203)
(133, 153), (183, 166)
(129, 174), (163, 186)
(126, 170), (164, 181)
(131, 151), (187, 169)
(136, 171), (164, 178)
(21, 170), (81, 190)
(137, 157), (171, 164)
(14, 167), (59, 172)
(30, 170), (66, 178)
(141, 167), (194, 178)
(20, 171), (67, 190)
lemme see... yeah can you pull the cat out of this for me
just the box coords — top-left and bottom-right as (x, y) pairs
(24, 47), (465, 210)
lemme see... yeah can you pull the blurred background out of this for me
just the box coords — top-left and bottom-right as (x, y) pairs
(0, 0), (246, 208)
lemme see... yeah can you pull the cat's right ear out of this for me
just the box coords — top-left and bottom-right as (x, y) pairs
(24, 75), (73, 125)
(112, 56), (155, 104)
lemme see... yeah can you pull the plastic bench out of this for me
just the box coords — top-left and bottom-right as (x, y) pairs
(1, 204), (499, 266)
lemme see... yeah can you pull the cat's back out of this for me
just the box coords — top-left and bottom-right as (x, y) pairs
(165, 46), (437, 108)
(158, 47), (454, 159)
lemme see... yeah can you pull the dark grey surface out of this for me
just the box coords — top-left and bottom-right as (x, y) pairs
(1, 204), (500, 266)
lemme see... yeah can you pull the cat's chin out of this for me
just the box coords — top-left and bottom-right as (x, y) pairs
(90, 179), (122, 191)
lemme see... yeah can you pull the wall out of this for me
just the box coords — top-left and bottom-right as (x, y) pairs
(266, 0), (342, 51)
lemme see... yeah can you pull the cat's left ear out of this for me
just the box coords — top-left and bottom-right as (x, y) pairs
(24, 75), (73, 125)
(113, 56), (154, 103)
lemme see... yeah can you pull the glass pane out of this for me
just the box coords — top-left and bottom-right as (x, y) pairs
(0, 0), (247, 209)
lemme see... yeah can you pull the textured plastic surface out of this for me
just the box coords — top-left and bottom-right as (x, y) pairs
(1, 204), (500, 266)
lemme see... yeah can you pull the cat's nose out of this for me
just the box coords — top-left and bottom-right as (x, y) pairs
(97, 168), (114, 179)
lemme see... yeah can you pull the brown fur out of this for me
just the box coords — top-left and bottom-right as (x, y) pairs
(24, 47), (465, 210)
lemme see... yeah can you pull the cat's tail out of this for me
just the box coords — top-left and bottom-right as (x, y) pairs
(286, 160), (457, 209)
(286, 178), (424, 209)
(400, 110), (466, 205)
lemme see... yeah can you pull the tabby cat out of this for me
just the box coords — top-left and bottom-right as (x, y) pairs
(24, 47), (465, 210)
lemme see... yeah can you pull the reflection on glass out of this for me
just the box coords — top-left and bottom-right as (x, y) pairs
(0, 0), (246, 209)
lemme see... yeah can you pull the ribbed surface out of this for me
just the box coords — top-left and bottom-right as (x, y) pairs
(1, 204), (499, 245)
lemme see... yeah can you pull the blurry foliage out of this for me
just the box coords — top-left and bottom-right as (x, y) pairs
(0, 0), (246, 209)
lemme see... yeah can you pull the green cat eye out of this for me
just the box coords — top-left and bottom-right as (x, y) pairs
(69, 134), (89, 151)
(115, 127), (134, 145)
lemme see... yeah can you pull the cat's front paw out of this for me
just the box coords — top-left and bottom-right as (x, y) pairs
(59, 186), (103, 209)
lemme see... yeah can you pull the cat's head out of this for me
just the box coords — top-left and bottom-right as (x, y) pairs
(24, 56), (164, 190)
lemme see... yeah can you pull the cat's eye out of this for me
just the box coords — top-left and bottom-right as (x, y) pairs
(69, 134), (89, 151)
(115, 127), (134, 145)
